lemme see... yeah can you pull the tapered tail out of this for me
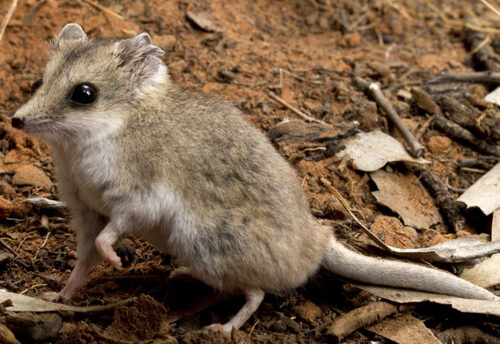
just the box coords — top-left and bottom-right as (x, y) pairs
(322, 236), (498, 300)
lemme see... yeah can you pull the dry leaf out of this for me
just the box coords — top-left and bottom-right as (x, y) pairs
(460, 253), (500, 288)
(358, 285), (500, 316)
(337, 131), (428, 172)
(371, 170), (442, 229)
(0, 289), (135, 312)
(366, 313), (441, 344)
(457, 162), (500, 215)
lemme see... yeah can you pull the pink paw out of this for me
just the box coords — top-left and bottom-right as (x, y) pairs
(205, 323), (232, 338)
(95, 237), (122, 269)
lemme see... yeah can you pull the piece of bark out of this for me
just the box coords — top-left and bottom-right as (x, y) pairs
(326, 301), (400, 340)
(408, 165), (466, 232)
(464, 18), (500, 72)
(411, 88), (442, 116)
(437, 326), (500, 344)
(437, 95), (500, 143)
(433, 115), (500, 157)
(428, 71), (500, 85)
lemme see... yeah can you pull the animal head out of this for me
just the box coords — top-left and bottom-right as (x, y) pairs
(12, 23), (166, 145)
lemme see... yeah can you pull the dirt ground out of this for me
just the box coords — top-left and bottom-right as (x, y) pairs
(0, 0), (499, 343)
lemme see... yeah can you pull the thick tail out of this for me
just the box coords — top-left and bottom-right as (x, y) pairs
(322, 236), (498, 301)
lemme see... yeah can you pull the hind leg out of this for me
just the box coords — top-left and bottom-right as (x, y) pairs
(207, 288), (265, 337)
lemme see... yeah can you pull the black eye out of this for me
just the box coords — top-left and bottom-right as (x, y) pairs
(70, 83), (98, 105)
(31, 79), (42, 94)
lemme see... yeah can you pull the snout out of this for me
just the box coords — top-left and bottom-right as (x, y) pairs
(11, 116), (25, 129)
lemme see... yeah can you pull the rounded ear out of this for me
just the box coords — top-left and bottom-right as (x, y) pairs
(54, 23), (87, 48)
(117, 33), (165, 93)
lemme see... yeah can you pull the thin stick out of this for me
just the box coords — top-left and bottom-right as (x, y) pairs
(268, 91), (330, 126)
(0, 0), (19, 42)
(82, 0), (124, 20)
(353, 77), (425, 158)
(428, 71), (500, 85)
(34, 231), (51, 260)
(480, 0), (500, 19)
(415, 116), (434, 141)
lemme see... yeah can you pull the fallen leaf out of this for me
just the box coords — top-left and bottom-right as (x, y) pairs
(492, 208), (500, 241)
(460, 253), (500, 288)
(485, 85), (500, 106)
(0, 289), (135, 312)
(337, 131), (428, 172)
(371, 170), (442, 229)
(389, 236), (500, 263)
(366, 313), (441, 344)
(358, 285), (500, 316)
(457, 162), (500, 215)
(23, 197), (66, 211)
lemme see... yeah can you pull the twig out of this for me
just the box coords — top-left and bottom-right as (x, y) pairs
(326, 301), (402, 340)
(415, 116), (434, 141)
(479, 0), (500, 19)
(282, 69), (323, 85)
(433, 114), (500, 157)
(82, 0), (124, 20)
(34, 230), (50, 260)
(268, 91), (331, 126)
(428, 71), (500, 85)
(0, 0), (18, 42)
(320, 177), (389, 250)
(353, 77), (424, 158)
(408, 165), (466, 233)
(424, 0), (500, 35)
(20, 283), (47, 295)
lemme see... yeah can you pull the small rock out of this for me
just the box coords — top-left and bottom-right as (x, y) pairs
(339, 32), (361, 48)
(217, 69), (235, 82)
(4, 149), (25, 164)
(186, 11), (221, 32)
(39, 275), (62, 291)
(279, 314), (300, 333)
(368, 62), (391, 77)
(0, 196), (14, 220)
(12, 165), (52, 190)
(271, 320), (287, 332)
(154, 35), (176, 52)
(6, 313), (62, 343)
(397, 89), (412, 101)
(305, 12), (318, 26)
(294, 300), (322, 324)
(169, 60), (188, 81)
(427, 136), (452, 153)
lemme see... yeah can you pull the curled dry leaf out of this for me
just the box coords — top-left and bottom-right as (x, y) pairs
(366, 313), (441, 344)
(0, 289), (135, 313)
(457, 162), (500, 215)
(337, 131), (428, 172)
(358, 285), (500, 316)
(389, 236), (500, 263)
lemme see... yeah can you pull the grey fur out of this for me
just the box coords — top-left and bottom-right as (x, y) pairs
(12, 24), (498, 334)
